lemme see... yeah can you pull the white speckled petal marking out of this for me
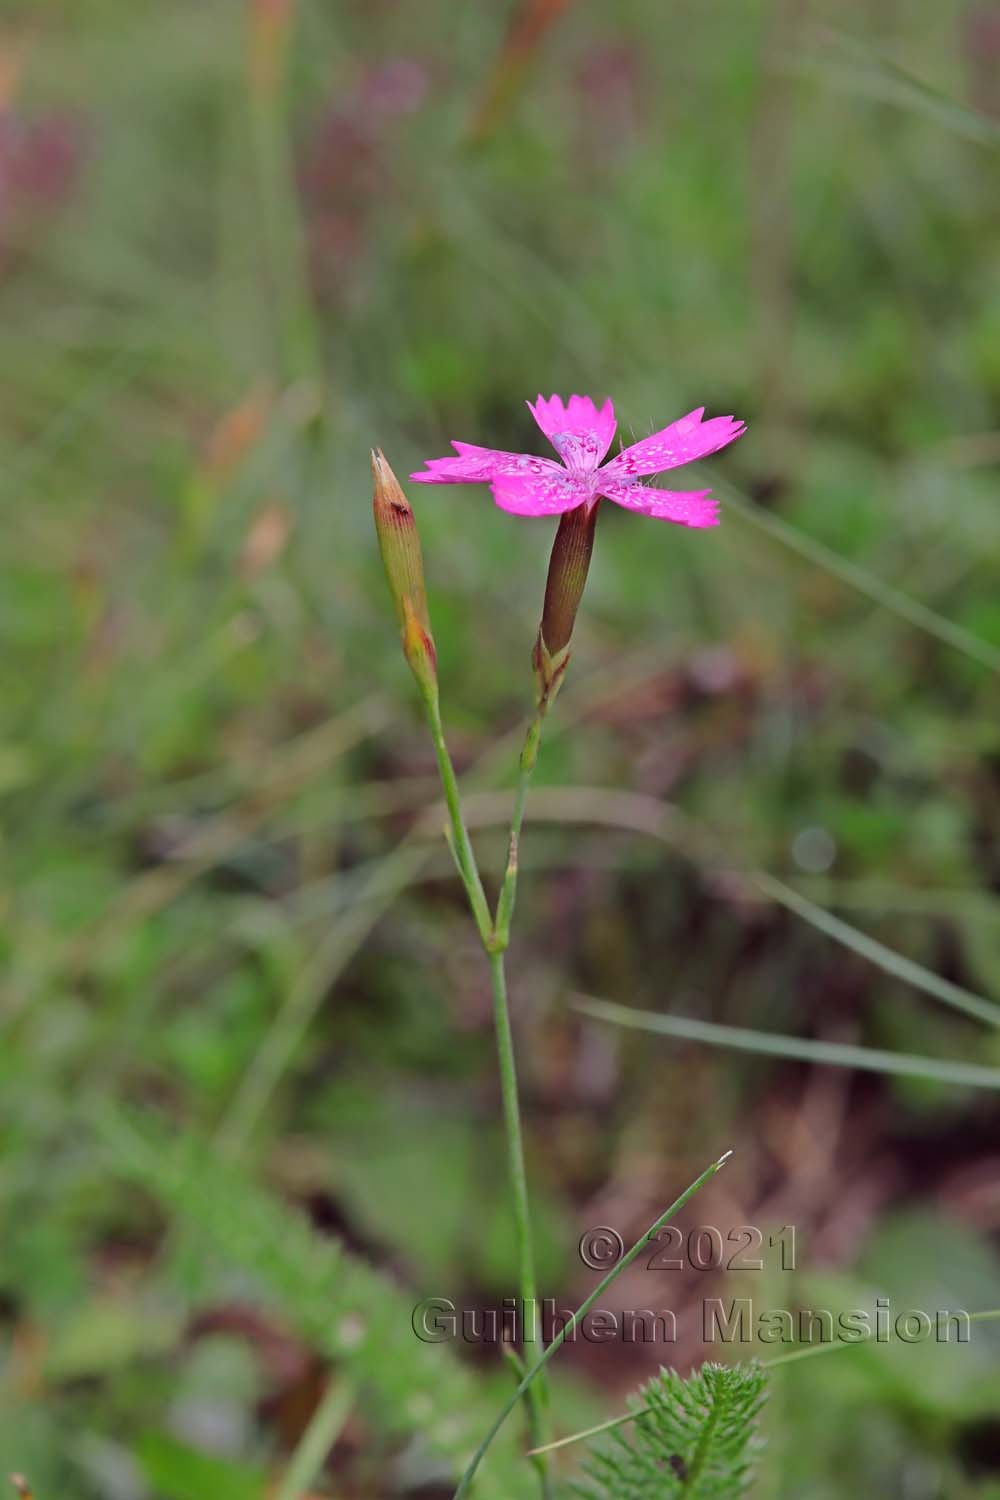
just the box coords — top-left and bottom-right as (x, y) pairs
(490, 471), (590, 517)
(408, 394), (744, 526)
(411, 442), (564, 484)
(602, 410), (746, 481)
(528, 394), (617, 466)
(598, 478), (720, 528)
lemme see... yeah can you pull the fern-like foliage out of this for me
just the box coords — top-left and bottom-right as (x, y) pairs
(102, 1112), (533, 1499)
(577, 1361), (766, 1500)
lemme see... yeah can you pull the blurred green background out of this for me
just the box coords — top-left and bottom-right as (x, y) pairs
(3, 1), (1000, 1495)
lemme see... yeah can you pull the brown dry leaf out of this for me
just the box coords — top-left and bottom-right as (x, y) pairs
(0, 32), (28, 108)
(241, 501), (292, 578)
(203, 384), (274, 482)
(468, 0), (576, 140)
(248, 0), (298, 99)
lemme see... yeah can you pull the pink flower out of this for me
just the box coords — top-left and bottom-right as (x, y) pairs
(410, 394), (745, 528)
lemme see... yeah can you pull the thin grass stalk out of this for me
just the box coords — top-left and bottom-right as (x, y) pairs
(452, 1151), (731, 1499)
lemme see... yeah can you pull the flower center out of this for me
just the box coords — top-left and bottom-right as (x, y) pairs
(551, 430), (602, 478)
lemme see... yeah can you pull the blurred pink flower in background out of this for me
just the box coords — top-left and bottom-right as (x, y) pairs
(573, 42), (644, 165)
(411, 394), (746, 527)
(0, 110), (83, 257)
(299, 58), (429, 302)
(360, 57), (429, 122)
(963, 5), (1000, 119)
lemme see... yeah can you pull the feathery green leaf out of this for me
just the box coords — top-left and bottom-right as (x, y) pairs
(577, 1362), (766, 1500)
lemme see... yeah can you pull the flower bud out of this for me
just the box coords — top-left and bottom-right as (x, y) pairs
(372, 448), (437, 699)
(533, 500), (599, 706)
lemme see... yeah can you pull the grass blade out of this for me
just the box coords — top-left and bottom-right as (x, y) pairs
(573, 994), (1000, 1090)
(275, 1376), (352, 1500)
(453, 786), (1000, 1030)
(719, 482), (1000, 673)
(751, 872), (1000, 1029)
(529, 1310), (1000, 1458)
(794, 30), (1000, 149)
(452, 1150), (732, 1499)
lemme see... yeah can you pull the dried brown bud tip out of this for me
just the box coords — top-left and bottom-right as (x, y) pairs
(371, 448), (437, 698)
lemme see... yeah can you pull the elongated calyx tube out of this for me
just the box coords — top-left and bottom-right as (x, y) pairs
(372, 448), (437, 699)
(533, 500), (599, 706)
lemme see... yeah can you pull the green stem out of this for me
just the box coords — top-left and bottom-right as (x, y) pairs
(494, 704), (546, 949)
(452, 1151), (732, 1500)
(488, 947), (551, 1489)
(423, 688), (493, 944)
(488, 703), (554, 1476)
(418, 686), (550, 1490)
(275, 1375), (353, 1500)
(679, 1381), (721, 1493)
(246, 6), (324, 391)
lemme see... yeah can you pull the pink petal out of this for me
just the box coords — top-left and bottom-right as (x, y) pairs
(411, 442), (562, 485)
(490, 471), (590, 517)
(598, 478), (720, 528)
(602, 409), (746, 480)
(527, 393), (616, 470)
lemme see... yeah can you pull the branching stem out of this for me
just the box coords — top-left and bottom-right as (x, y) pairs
(419, 684), (552, 1490)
